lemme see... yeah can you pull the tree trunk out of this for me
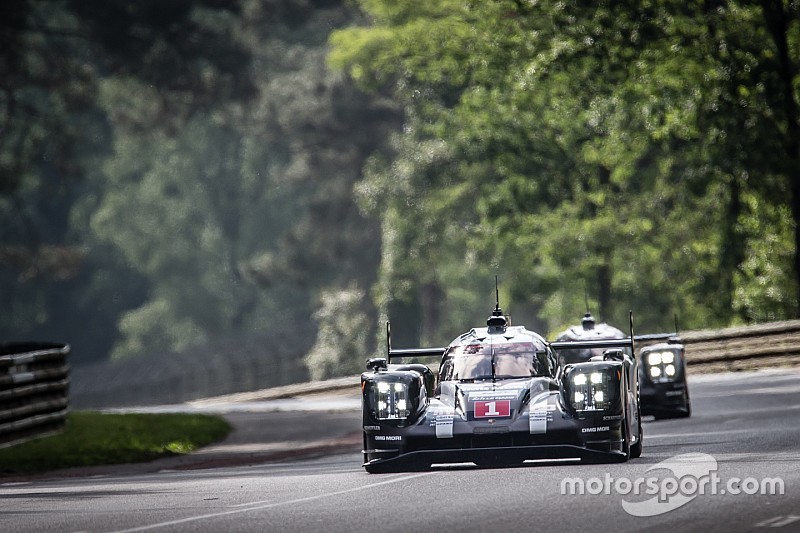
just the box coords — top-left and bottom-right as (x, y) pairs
(598, 261), (611, 323)
(722, 175), (745, 320)
(761, 0), (800, 317)
(420, 281), (443, 343)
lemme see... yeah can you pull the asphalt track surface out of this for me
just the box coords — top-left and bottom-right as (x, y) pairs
(2, 369), (800, 532)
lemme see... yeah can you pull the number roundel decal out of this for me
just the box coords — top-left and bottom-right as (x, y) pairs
(474, 400), (511, 418)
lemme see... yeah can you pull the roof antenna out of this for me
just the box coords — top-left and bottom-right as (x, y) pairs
(584, 284), (590, 314)
(582, 283), (595, 330)
(493, 275), (502, 316)
(487, 275), (507, 331)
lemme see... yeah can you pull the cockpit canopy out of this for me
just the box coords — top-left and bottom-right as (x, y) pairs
(438, 332), (553, 382)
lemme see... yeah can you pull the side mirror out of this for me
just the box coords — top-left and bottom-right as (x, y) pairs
(366, 358), (388, 371)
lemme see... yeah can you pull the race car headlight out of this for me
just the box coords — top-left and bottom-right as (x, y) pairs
(372, 381), (410, 420)
(644, 350), (681, 382)
(594, 390), (604, 403)
(567, 369), (614, 411)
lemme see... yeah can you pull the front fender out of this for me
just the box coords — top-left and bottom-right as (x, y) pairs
(559, 361), (626, 418)
(361, 365), (433, 428)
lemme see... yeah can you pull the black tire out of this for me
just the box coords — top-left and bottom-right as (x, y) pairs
(628, 373), (643, 458)
(674, 400), (692, 418)
(630, 405), (643, 459)
(660, 395), (692, 419)
(682, 393), (692, 417)
(621, 377), (641, 460)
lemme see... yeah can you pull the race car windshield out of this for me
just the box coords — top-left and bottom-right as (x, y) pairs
(439, 342), (546, 381)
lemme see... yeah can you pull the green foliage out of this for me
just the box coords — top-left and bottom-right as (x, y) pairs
(0, 0), (256, 362)
(111, 298), (206, 360)
(733, 192), (798, 323)
(331, 0), (800, 346)
(304, 284), (372, 380)
(2, 0), (799, 382)
(2, 0), (398, 374)
(0, 411), (231, 475)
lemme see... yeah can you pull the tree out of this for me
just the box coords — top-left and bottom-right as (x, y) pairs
(1, 0), (255, 362)
(1, 0), (119, 359)
(330, 0), (799, 344)
(88, 0), (401, 368)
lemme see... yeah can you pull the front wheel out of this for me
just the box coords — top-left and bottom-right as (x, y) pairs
(629, 416), (643, 459)
(627, 401), (643, 459)
(678, 395), (692, 418)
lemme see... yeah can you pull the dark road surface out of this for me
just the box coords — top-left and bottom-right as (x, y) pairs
(2, 369), (799, 532)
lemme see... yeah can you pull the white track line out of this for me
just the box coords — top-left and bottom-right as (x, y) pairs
(108, 472), (434, 532)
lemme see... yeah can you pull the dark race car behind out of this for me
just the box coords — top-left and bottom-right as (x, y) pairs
(555, 312), (691, 420)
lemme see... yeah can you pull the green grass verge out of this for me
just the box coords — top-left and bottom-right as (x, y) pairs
(0, 411), (231, 475)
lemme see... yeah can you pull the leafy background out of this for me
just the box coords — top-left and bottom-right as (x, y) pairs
(1, 0), (798, 397)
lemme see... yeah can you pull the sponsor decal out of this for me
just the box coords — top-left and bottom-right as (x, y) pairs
(435, 413), (454, 438)
(603, 415), (624, 421)
(433, 388), (456, 439)
(459, 383), (527, 393)
(462, 385), (494, 391)
(468, 390), (524, 401)
(428, 403), (457, 437)
(374, 435), (402, 441)
(364, 425), (381, 431)
(581, 426), (610, 433)
(474, 400), (511, 418)
(473, 425), (510, 434)
(529, 393), (553, 434)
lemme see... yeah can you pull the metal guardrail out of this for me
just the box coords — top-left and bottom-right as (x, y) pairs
(66, 319), (800, 411)
(681, 319), (800, 373)
(0, 342), (70, 449)
(196, 320), (800, 403)
(227, 321), (800, 401)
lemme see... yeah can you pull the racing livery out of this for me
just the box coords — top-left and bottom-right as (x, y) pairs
(360, 305), (643, 473)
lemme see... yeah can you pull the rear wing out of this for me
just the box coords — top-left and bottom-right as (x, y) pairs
(386, 322), (446, 363)
(550, 337), (635, 356)
(634, 313), (681, 343)
(634, 333), (678, 342)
